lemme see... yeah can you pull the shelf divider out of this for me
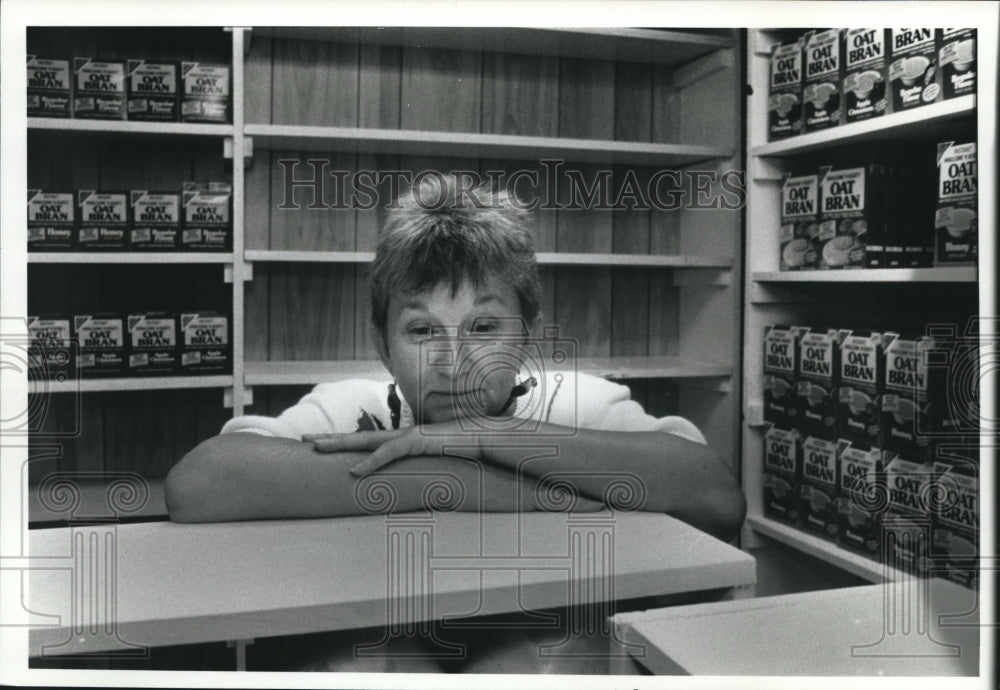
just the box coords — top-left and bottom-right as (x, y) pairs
(28, 375), (234, 394)
(28, 118), (234, 137)
(746, 515), (912, 583)
(245, 124), (730, 166)
(752, 267), (978, 283)
(244, 250), (733, 268)
(750, 95), (976, 158)
(244, 356), (732, 387)
(28, 252), (234, 264)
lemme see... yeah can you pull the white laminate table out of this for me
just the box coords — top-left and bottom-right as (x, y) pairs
(26, 511), (755, 663)
(613, 578), (980, 676)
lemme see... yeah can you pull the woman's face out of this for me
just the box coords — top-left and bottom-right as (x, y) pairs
(379, 274), (528, 424)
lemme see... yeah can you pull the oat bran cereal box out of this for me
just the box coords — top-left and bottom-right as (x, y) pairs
(28, 315), (74, 381)
(768, 35), (805, 141)
(763, 324), (804, 429)
(28, 190), (75, 251)
(181, 62), (230, 123)
(130, 191), (181, 250)
(127, 60), (178, 121)
(180, 312), (230, 373)
(881, 332), (936, 454)
(888, 29), (941, 112)
(799, 435), (839, 540)
(73, 58), (126, 120)
(128, 313), (179, 376)
(803, 29), (843, 132)
(182, 182), (232, 251)
(934, 141), (977, 264)
(818, 165), (885, 269)
(75, 313), (126, 378)
(27, 56), (71, 118)
(882, 450), (933, 575)
(796, 327), (845, 440)
(779, 174), (819, 270)
(763, 426), (802, 525)
(842, 29), (888, 123)
(836, 440), (883, 558)
(77, 191), (129, 251)
(939, 29), (976, 100)
(932, 444), (978, 589)
(837, 330), (884, 446)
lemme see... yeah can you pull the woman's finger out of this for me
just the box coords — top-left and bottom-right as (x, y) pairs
(311, 430), (399, 453)
(349, 434), (423, 476)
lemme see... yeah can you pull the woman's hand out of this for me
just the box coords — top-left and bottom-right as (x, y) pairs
(305, 421), (484, 477)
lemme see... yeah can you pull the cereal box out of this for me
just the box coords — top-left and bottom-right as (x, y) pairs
(837, 330), (883, 446)
(75, 313), (126, 378)
(130, 191), (181, 250)
(27, 56), (71, 118)
(180, 312), (230, 373)
(803, 29), (843, 132)
(28, 190), (75, 251)
(73, 58), (126, 120)
(882, 450), (933, 575)
(763, 324), (803, 429)
(796, 327), (844, 439)
(934, 141), (977, 264)
(182, 182), (231, 251)
(888, 29), (941, 112)
(181, 62), (230, 123)
(817, 165), (886, 269)
(28, 315), (74, 381)
(837, 440), (883, 558)
(127, 60), (178, 121)
(932, 443), (978, 589)
(128, 313), (178, 376)
(881, 332), (935, 453)
(939, 29), (976, 100)
(77, 191), (129, 251)
(763, 426), (801, 525)
(768, 36), (805, 140)
(800, 435), (839, 540)
(842, 29), (888, 123)
(779, 174), (819, 270)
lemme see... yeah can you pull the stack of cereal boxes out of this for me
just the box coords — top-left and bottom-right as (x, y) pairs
(768, 29), (975, 142)
(28, 312), (230, 380)
(28, 54), (230, 122)
(28, 183), (231, 252)
(761, 325), (978, 588)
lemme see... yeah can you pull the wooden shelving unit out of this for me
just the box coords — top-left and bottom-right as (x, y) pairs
(26, 26), (743, 497)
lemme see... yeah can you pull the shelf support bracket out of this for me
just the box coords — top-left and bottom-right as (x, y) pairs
(226, 638), (255, 671)
(223, 386), (253, 409)
(224, 263), (253, 283)
(224, 136), (254, 166)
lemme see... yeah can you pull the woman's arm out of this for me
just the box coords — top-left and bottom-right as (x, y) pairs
(315, 423), (747, 542)
(165, 432), (601, 523)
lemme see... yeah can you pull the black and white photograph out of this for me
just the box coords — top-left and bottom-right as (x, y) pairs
(0, 1), (996, 688)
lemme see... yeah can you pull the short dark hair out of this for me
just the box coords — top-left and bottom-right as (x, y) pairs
(369, 173), (541, 350)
